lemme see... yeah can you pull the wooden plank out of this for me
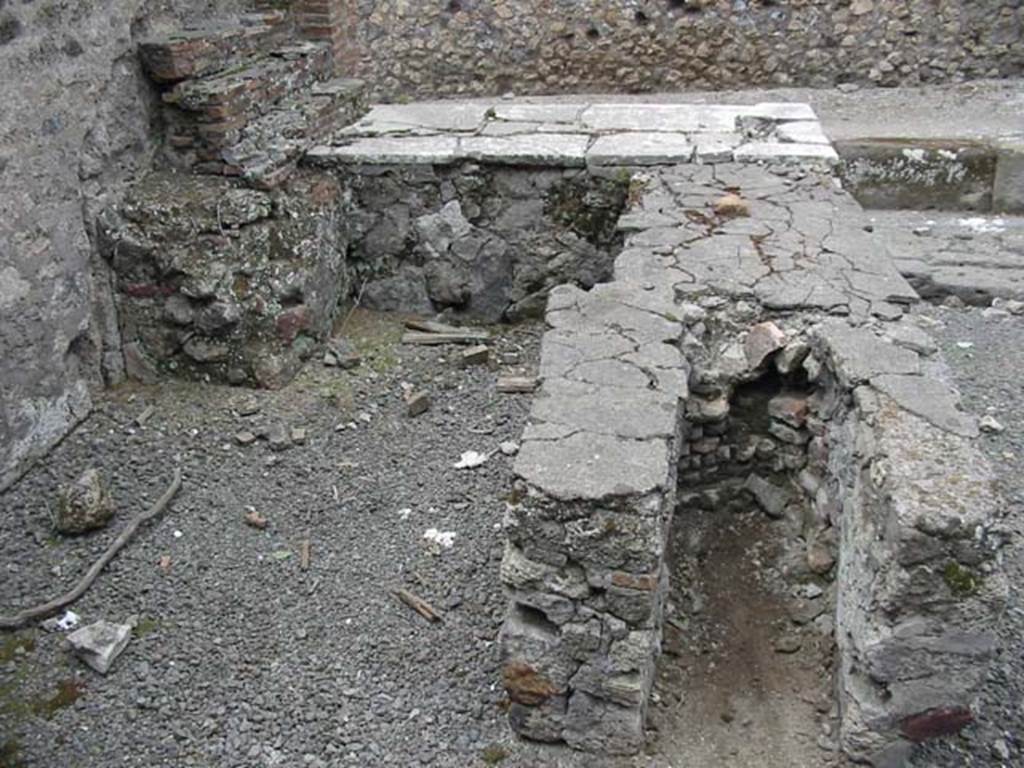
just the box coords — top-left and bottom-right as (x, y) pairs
(401, 330), (490, 346)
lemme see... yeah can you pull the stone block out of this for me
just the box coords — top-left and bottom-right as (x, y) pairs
(993, 144), (1024, 214)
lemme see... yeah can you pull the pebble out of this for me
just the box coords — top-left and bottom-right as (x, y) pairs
(980, 415), (1006, 434)
(773, 634), (802, 654)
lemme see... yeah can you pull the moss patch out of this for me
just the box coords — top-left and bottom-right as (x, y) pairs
(481, 744), (508, 764)
(31, 679), (85, 719)
(0, 633), (35, 664)
(1, 738), (25, 768)
(134, 617), (160, 639)
(943, 562), (981, 597)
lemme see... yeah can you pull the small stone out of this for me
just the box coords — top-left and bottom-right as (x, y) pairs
(991, 738), (1011, 761)
(323, 352), (338, 367)
(266, 423), (291, 451)
(744, 322), (787, 369)
(836, 83), (859, 94)
(980, 415), (1005, 434)
(291, 427), (307, 445)
(982, 307), (1010, 320)
(244, 509), (268, 530)
(775, 341), (810, 374)
(768, 394), (809, 428)
(773, 634), (802, 654)
(912, 226), (932, 236)
(67, 620), (132, 674)
(327, 338), (362, 369)
(406, 391), (431, 417)
(743, 473), (792, 519)
(237, 398), (261, 416)
(235, 430), (257, 446)
(55, 469), (115, 535)
(460, 345), (490, 367)
(807, 542), (835, 575)
(499, 441), (520, 456)
(713, 193), (749, 218)
(993, 298), (1024, 315)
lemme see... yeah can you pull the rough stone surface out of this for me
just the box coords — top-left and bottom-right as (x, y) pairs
(501, 155), (1005, 761)
(0, 0), (247, 491)
(55, 468), (115, 535)
(97, 171), (349, 388)
(336, 3), (1024, 101)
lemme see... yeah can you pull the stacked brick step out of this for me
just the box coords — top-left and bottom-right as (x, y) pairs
(138, 10), (367, 188)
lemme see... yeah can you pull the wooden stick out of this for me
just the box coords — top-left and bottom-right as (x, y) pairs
(393, 588), (442, 623)
(0, 469), (183, 631)
(401, 330), (490, 346)
(404, 319), (487, 336)
(299, 539), (311, 570)
(497, 376), (538, 393)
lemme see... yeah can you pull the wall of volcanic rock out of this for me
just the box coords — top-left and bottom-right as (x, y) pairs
(344, 0), (1023, 100)
(0, 0), (245, 491)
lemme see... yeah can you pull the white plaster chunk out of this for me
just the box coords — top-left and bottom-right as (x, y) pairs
(67, 620), (132, 674)
(586, 132), (696, 166)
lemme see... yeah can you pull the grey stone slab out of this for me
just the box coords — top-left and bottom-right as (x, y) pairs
(459, 134), (590, 167)
(734, 142), (839, 163)
(307, 136), (459, 165)
(817, 322), (921, 383)
(480, 121), (588, 137)
(515, 431), (671, 501)
(348, 102), (489, 133)
(491, 103), (586, 124)
(871, 374), (978, 437)
(586, 133), (696, 166)
(539, 328), (637, 381)
(546, 285), (684, 345)
(694, 132), (742, 162)
(581, 104), (739, 133)
(530, 377), (678, 440)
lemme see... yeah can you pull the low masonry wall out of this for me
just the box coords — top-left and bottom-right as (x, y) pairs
(500, 160), (1007, 763)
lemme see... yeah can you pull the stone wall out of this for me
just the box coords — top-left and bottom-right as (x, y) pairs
(499, 160), (1006, 761)
(335, 164), (629, 323)
(342, 0), (1023, 101)
(0, 0), (245, 491)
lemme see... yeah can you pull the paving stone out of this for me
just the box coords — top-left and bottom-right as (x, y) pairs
(308, 136), (460, 165)
(459, 134), (590, 167)
(586, 133), (695, 166)
(514, 431), (672, 502)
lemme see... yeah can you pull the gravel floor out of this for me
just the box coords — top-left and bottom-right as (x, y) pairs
(908, 305), (1024, 768)
(0, 311), (565, 768)
(3, 303), (1022, 768)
